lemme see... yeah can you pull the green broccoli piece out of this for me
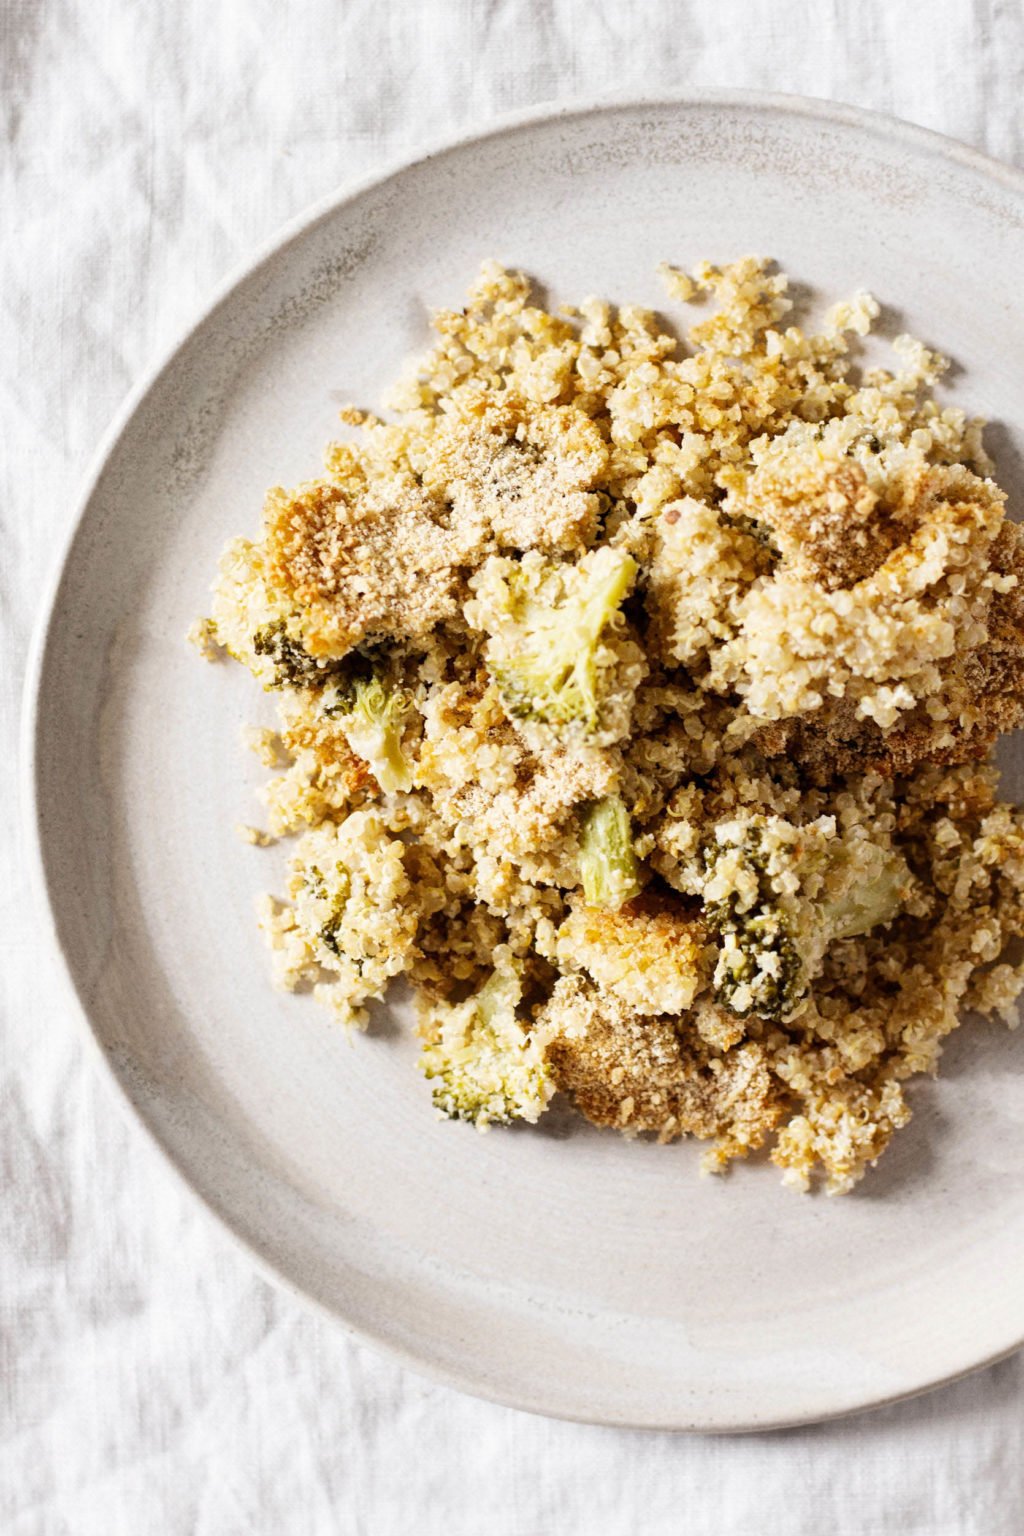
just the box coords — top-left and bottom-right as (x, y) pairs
(324, 671), (414, 793)
(579, 796), (642, 910)
(304, 864), (351, 960)
(417, 961), (554, 1129)
(707, 889), (805, 1022)
(486, 545), (637, 732)
(703, 815), (910, 1022)
(252, 621), (346, 690)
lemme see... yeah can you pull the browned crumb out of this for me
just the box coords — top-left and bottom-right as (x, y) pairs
(263, 475), (479, 656)
(756, 516), (1024, 782)
(255, 701), (383, 835)
(542, 974), (781, 1147)
(279, 717), (380, 798)
(738, 449), (893, 591)
(425, 397), (607, 553)
(963, 516), (1024, 727)
(555, 890), (709, 1015)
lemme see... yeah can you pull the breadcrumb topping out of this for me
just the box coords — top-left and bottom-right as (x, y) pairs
(425, 397), (607, 553)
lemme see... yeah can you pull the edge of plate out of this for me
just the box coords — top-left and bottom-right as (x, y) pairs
(20, 87), (1024, 1433)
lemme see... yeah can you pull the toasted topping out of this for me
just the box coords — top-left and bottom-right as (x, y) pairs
(541, 974), (780, 1148)
(263, 475), (477, 657)
(426, 398), (607, 553)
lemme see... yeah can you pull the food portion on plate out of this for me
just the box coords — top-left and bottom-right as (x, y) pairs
(194, 257), (1024, 1193)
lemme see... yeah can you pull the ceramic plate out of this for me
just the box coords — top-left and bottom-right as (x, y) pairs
(24, 93), (1024, 1430)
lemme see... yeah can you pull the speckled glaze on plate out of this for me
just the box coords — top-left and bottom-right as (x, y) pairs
(23, 93), (1024, 1430)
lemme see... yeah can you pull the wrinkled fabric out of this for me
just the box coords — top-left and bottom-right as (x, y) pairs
(4, 1), (1024, 1531)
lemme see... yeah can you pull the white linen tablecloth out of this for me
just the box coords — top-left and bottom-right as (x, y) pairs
(5, 1), (1024, 1530)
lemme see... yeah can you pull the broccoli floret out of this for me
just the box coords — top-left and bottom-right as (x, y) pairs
(253, 620), (346, 690)
(304, 863), (350, 959)
(707, 888), (805, 1021)
(579, 796), (642, 910)
(273, 813), (420, 1029)
(417, 960), (554, 1129)
(473, 545), (638, 736)
(703, 815), (910, 1021)
(323, 670), (414, 793)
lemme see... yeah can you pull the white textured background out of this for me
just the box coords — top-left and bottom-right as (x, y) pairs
(6, 1), (1024, 1531)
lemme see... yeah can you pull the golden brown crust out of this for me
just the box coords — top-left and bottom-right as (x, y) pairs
(279, 717), (379, 797)
(542, 975), (782, 1146)
(263, 476), (474, 656)
(757, 520), (1024, 783)
(739, 450), (893, 591)
(555, 893), (709, 1015)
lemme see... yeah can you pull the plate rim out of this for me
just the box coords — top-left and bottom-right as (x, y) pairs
(21, 87), (1024, 1432)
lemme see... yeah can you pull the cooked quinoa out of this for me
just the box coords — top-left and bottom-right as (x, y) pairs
(194, 257), (1024, 1194)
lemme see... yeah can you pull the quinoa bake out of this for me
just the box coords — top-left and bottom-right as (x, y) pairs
(194, 257), (1024, 1193)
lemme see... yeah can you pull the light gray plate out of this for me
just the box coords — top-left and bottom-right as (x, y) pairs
(24, 93), (1024, 1430)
